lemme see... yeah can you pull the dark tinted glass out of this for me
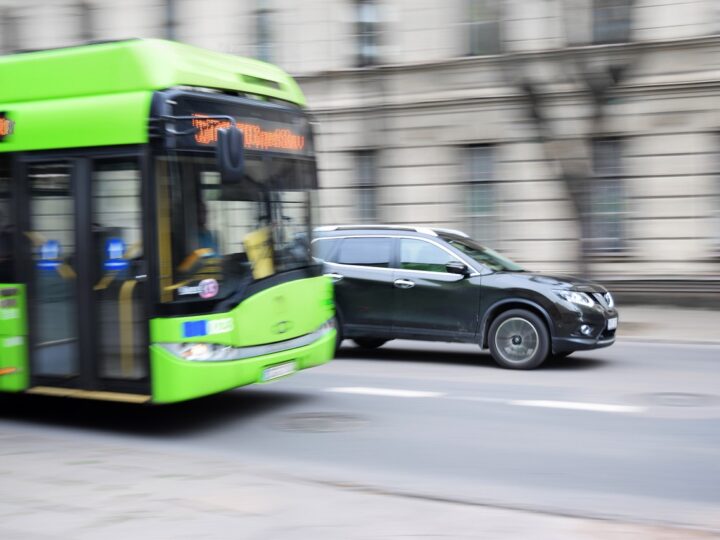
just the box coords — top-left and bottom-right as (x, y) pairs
(337, 237), (391, 267)
(399, 239), (456, 273)
(28, 162), (78, 377)
(0, 156), (14, 281)
(313, 238), (338, 261)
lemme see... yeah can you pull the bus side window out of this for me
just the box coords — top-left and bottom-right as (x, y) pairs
(0, 157), (14, 282)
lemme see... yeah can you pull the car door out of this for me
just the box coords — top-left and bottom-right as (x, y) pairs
(392, 238), (480, 339)
(322, 236), (395, 335)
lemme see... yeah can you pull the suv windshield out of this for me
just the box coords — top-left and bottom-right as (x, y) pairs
(445, 238), (524, 272)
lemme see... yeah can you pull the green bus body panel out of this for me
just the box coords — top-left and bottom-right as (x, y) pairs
(0, 284), (28, 392)
(150, 330), (335, 404)
(150, 276), (335, 403)
(1, 91), (152, 152)
(0, 39), (306, 152)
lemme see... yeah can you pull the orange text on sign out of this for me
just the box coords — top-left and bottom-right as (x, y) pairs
(192, 114), (305, 152)
(0, 118), (14, 137)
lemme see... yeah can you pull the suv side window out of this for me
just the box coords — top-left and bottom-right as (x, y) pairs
(312, 238), (339, 261)
(336, 237), (392, 268)
(399, 239), (457, 273)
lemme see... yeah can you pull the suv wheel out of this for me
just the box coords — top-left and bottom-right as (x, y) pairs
(352, 338), (388, 349)
(488, 309), (549, 370)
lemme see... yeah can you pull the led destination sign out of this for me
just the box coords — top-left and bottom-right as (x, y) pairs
(192, 114), (305, 152)
(171, 95), (313, 156)
(0, 113), (14, 141)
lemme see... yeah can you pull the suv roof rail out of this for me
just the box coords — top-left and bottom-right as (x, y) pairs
(432, 227), (469, 238)
(315, 224), (438, 236)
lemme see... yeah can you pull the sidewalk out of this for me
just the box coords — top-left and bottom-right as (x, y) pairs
(615, 304), (720, 344)
(0, 427), (717, 540)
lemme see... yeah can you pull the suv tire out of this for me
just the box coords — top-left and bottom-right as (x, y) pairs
(488, 309), (549, 370)
(352, 338), (388, 349)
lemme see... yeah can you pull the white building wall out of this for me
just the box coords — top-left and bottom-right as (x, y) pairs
(0, 0), (719, 277)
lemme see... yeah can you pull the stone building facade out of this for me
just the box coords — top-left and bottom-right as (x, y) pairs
(2, 0), (720, 279)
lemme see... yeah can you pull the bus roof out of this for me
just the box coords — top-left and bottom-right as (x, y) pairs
(0, 39), (306, 153)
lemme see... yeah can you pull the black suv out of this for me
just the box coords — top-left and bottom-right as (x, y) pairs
(313, 225), (618, 369)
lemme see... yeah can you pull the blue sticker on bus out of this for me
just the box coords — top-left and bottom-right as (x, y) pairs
(183, 320), (208, 338)
(104, 238), (129, 271)
(37, 240), (61, 270)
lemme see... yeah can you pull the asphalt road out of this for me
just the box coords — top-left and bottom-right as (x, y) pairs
(2, 339), (720, 532)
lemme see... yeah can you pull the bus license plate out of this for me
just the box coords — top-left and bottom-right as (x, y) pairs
(607, 318), (618, 331)
(261, 361), (297, 382)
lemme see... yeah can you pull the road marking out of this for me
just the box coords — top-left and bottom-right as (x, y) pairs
(325, 388), (645, 414)
(508, 400), (645, 414)
(447, 396), (508, 404)
(326, 387), (445, 398)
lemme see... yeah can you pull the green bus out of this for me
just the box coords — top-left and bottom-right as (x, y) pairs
(0, 39), (336, 404)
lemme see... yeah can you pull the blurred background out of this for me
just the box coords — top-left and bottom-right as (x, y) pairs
(2, 0), (720, 304)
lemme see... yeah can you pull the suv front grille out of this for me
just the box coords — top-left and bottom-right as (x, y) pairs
(592, 292), (614, 309)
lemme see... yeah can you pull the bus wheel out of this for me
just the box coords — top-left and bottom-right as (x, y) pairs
(353, 338), (388, 349)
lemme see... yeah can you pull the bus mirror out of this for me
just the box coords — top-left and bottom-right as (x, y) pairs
(216, 126), (245, 184)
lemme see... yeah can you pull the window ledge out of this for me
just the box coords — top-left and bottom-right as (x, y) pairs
(585, 250), (635, 262)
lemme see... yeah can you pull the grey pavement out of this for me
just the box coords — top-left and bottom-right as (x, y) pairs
(0, 427), (717, 540)
(2, 337), (720, 539)
(616, 304), (720, 343)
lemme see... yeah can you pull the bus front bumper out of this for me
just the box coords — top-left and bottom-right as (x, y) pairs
(150, 328), (336, 404)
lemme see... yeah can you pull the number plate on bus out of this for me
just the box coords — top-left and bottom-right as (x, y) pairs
(607, 318), (618, 331)
(261, 361), (297, 382)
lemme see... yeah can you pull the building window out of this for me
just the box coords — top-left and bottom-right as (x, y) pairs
(468, 0), (501, 56)
(1, 9), (20, 53)
(354, 0), (379, 67)
(593, 0), (632, 44)
(466, 146), (497, 244)
(355, 151), (377, 222)
(714, 136), (720, 253)
(165, 0), (177, 41)
(255, 1), (273, 62)
(590, 138), (625, 252)
(77, 2), (94, 43)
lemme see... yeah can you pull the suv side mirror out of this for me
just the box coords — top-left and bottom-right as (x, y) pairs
(445, 261), (470, 277)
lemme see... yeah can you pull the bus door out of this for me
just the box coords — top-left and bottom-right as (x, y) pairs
(18, 155), (149, 395)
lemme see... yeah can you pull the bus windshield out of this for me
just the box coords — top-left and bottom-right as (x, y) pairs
(156, 152), (315, 304)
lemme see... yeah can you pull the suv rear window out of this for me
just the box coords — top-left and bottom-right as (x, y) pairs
(336, 237), (392, 267)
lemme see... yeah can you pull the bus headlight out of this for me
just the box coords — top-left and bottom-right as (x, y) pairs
(163, 342), (234, 362)
(160, 318), (336, 362)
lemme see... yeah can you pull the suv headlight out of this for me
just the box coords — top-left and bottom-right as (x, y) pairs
(604, 292), (615, 309)
(553, 290), (595, 308)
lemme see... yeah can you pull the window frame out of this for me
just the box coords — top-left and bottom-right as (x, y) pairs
(334, 235), (394, 269)
(466, 0), (502, 56)
(354, 0), (380, 67)
(254, 1), (273, 63)
(589, 137), (626, 254)
(1, 8), (21, 53)
(465, 144), (498, 247)
(396, 238), (465, 275)
(592, 0), (633, 45)
(355, 150), (378, 223)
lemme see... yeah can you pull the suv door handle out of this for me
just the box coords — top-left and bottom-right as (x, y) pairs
(325, 272), (344, 283)
(394, 278), (415, 289)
